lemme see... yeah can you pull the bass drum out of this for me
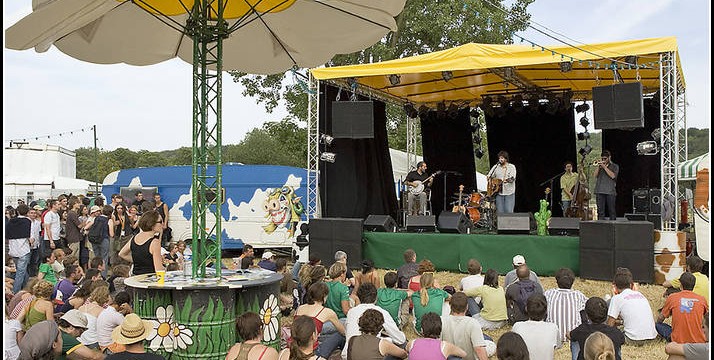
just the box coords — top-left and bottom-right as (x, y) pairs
(469, 192), (482, 207)
(467, 207), (481, 222)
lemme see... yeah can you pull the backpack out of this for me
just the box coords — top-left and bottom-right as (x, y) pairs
(507, 280), (538, 325)
(88, 216), (106, 244)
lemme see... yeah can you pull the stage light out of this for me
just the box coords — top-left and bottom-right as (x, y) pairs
(319, 134), (334, 146)
(437, 101), (447, 113)
(559, 61), (572, 73)
(651, 128), (661, 140)
(512, 94), (524, 110)
(320, 152), (336, 163)
(577, 132), (590, 141)
(575, 102), (590, 113)
(473, 134), (482, 144)
(579, 116), (590, 128)
(389, 74), (401, 86)
(418, 105), (430, 120)
(441, 71), (453, 82)
(545, 95), (560, 115)
(404, 103), (418, 118)
(447, 103), (459, 119)
(636, 141), (659, 155)
(475, 148), (485, 159)
(470, 108), (480, 118)
(481, 96), (493, 108)
(579, 145), (592, 157)
(624, 55), (638, 66)
(497, 95), (509, 108)
(471, 122), (480, 133)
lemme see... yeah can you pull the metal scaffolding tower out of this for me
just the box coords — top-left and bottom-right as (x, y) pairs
(306, 73), (320, 219)
(659, 51), (683, 231)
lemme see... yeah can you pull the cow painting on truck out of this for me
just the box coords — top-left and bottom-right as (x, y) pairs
(102, 164), (311, 252)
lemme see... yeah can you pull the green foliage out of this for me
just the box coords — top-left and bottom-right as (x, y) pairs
(686, 127), (709, 158)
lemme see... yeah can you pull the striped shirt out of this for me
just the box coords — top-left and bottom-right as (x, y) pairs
(543, 288), (587, 342)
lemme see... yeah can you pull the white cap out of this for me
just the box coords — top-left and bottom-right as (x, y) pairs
(512, 255), (526, 266)
(262, 251), (275, 260)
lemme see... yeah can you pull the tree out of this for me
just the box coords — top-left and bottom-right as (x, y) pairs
(686, 127), (709, 158)
(229, 0), (535, 152)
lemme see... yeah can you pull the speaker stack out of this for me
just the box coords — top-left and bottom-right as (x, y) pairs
(628, 188), (661, 230)
(309, 218), (364, 269)
(496, 213), (533, 234)
(364, 215), (397, 232)
(579, 220), (654, 282)
(437, 211), (473, 234)
(406, 215), (436, 233)
(548, 217), (581, 236)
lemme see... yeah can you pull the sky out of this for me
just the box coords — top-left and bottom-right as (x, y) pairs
(3, 0), (710, 152)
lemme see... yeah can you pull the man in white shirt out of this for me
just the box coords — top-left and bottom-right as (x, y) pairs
(607, 268), (657, 345)
(341, 283), (405, 360)
(43, 199), (62, 257)
(487, 150), (517, 213)
(441, 292), (493, 360)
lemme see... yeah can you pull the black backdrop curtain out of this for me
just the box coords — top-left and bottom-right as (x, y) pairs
(486, 106), (577, 215)
(420, 109), (477, 216)
(602, 98), (662, 216)
(319, 84), (398, 220)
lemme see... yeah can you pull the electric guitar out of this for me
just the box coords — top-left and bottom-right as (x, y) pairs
(408, 171), (442, 195)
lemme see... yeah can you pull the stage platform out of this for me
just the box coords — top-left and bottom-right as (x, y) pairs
(363, 232), (580, 276)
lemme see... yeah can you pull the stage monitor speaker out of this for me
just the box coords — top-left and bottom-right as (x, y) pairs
(364, 215), (397, 232)
(308, 218), (363, 269)
(406, 215), (436, 233)
(648, 188), (661, 214)
(497, 213), (532, 234)
(580, 248), (614, 281)
(592, 82), (644, 129)
(632, 188), (650, 213)
(437, 211), (473, 234)
(548, 217), (581, 236)
(625, 213), (647, 221)
(331, 101), (374, 139)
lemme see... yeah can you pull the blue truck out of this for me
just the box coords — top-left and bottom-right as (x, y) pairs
(102, 164), (311, 252)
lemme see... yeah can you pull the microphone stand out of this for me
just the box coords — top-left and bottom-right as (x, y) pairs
(539, 171), (565, 211)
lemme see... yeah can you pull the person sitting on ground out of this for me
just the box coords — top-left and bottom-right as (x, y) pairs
(346, 309), (408, 360)
(460, 258), (485, 316)
(276, 258), (297, 314)
(544, 267), (587, 357)
(325, 262), (351, 320)
(258, 251), (278, 272)
(37, 252), (58, 285)
(512, 294), (562, 360)
(334, 251), (355, 289)
(54, 264), (84, 313)
(277, 316), (324, 360)
(8, 277), (39, 320)
(412, 272), (450, 333)
(440, 292), (494, 360)
(96, 291), (133, 354)
(569, 297), (625, 360)
(89, 256), (106, 279)
(300, 265), (327, 305)
(397, 249), (419, 290)
(85, 268), (103, 283)
(503, 255), (542, 290)
(57, 309), (105, 359)
(464, 269), (508, 330)
(606, 267), (657, 345)
(79, 284), (111, 349)
(496, 331), (530, 360)
(107, 313), (163, 360)
(107, 265), (131, 295)
(17, 320), (63, 360)
(226, 312), (279, 360)
(664, 316), (709, 360)
(583, 332), (616, 360)
(341, 283), (406, 360)
(294, 282), (346, 359)
(656, 272), (708, 343)
(662, 255), (709, 305)
(20, 280), (55, 330)
(351, 259), (381, 305)
(407, 312), (467, 360)
(505, 265), (543, 325)
(52, 248), (67, 280)
(407, 260), (441, 294)
(376, 271), (413, 327)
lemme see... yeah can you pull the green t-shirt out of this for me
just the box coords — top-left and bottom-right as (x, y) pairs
(465, 285), (508, 321)
(560, 172), (579, 200)
(412, 288), (449, 332)
(59, 331), (83, 360)
(39, 263), (57, 285)
(377, 288), (408, 325)
(325, 280), (350, 318)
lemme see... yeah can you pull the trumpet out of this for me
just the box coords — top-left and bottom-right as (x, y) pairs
(590, 160), (602, 166)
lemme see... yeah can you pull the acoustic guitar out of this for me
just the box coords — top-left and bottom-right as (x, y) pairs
(408, 171), (442, 195)
(452, 185), (466, 213)
(487, 178), (503, 197)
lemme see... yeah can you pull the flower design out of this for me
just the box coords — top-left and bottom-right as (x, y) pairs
(173, 322), (194, 350)
(259, 294), (280, 342)
(147, 305), (175, 352)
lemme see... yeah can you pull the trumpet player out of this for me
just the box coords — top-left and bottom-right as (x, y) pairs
(593, 150), (619, 220)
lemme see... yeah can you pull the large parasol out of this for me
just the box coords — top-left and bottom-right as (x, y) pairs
(6, 0), (406, 277)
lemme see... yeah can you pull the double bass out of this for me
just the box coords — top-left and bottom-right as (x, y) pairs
(565, 158), (592, 220)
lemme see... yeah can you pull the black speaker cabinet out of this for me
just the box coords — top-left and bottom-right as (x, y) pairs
(437, 211), (473, 234)
(308, 218), (364, 269)
(497, 213), (532, 234)
(615, 249), (654, 283)
(625, 213), (647, 221)
(647, 214), (661, 230)
(331, 101), (374, 139)
(592, 82), (644, 129)
(548, 217), (581, 236)
(648, 188), (661, 214)
(364, 215), (397, 232)
(632, 188), (650, 213)
(580, 248), (615, 281)
(614, 221), (654, 251)
(580, 221), (616, 249)
(406, 215), (436, 233)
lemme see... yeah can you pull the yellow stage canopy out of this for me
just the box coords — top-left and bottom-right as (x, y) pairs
(310, 37), (684, 106)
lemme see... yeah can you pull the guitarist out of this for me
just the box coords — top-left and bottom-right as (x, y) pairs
(405, 161), (433, 215)
(487, 151), (517, 213)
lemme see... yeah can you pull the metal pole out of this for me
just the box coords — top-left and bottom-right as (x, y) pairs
(94, 124), (99, 196)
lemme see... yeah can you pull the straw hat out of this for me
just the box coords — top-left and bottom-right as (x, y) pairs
(60, 309), (88, 329)
(90, 205), (101, 213)
(112, 313), (153, 345)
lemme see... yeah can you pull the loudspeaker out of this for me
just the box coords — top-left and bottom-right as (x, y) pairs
(497, 213), (532, 234)
(406, 215), (436, 233)
(580, 220), (654, 283)
(364, 215), (397, 232)
(592, 82), (644, 129)
(615, 249), (654, 283)
(580, 221), (615, 249)
(614, 221), (654, 251)
(548, 217), (581, 236)
(647, 214), (661, 230)
(625, 213), (646, 221)
(437, 211), (473, 234)
(580, 248), (615, 281)
(308, 218), (363, 268)
(632, 188), (650, 213)
(648, 188), (661, 214)
(331, 101), (374, 138)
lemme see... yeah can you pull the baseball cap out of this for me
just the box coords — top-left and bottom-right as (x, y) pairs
(60, 309), (88, 329)
(33, 205), (44, 211)
(262, 251), (275, 260)
(90, 205), (101, 213)
(512, 255), (526, 266)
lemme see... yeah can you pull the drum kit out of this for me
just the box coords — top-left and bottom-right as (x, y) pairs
(451, 190), (496, 229)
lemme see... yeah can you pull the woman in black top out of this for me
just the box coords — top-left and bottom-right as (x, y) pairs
(118, 210), (165, 276)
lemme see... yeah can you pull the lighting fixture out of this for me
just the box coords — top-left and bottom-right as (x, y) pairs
(651, 128), (661, 140)
(319, 152), (336, 163)
(577, 132), (590, 141)
(579, 116), (590, 128)
(579, 145), (592, 157)
(447, 103), (460, 119)
(559, 61), (573, 73)
(319, 134), (334, 146)
(441, 71), (453, 82)
(575, 102), (590, 113)
(475, 148), (484, 159)
(404, 103), (418, 118)
(636, 141), (659, 155)
(389, 74), (401, 86)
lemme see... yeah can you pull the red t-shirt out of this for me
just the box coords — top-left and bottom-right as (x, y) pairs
(661, 290), (708, 343)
